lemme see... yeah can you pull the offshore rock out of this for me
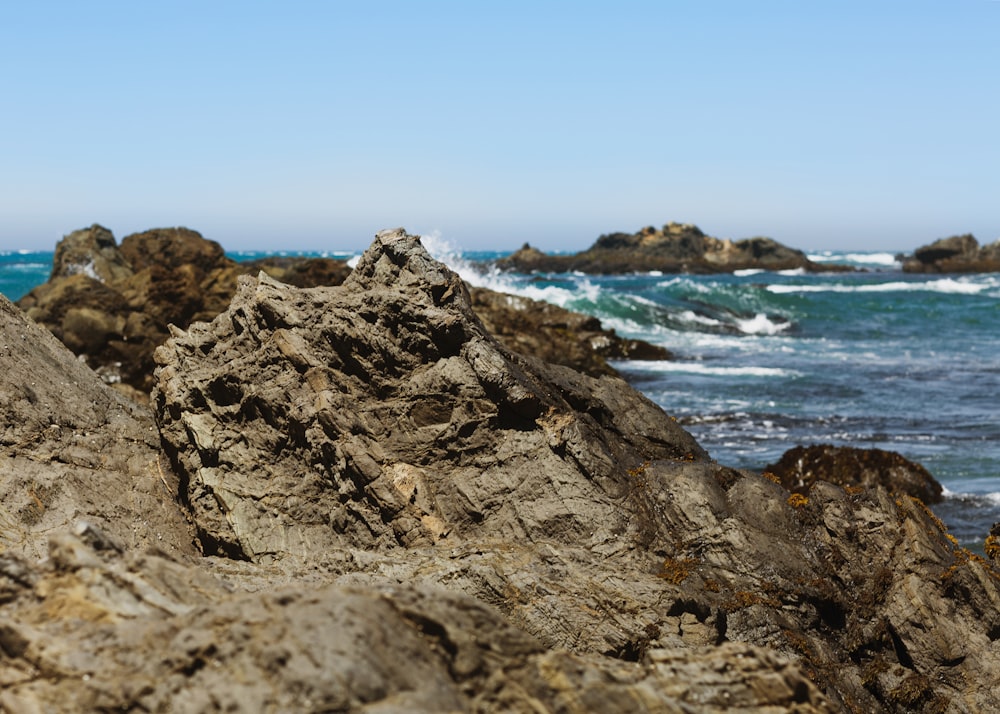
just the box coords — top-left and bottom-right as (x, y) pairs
(18, 226), (352, 396)
(497, 222), (849, 274)
(765, 444), (944, 504)
(153, 229), (1000, 711)
(0, 293), (197, 561)
(902, 233), (1000, 273)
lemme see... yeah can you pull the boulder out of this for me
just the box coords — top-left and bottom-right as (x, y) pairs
(764, 444), (944, 504)
(902, 234), (1000, 273)
(497, 222), (851, 274)
(49, 223), (134, 283)
(149, 229), (1000, 711)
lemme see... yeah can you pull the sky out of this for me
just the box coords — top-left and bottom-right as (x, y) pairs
(1, 1), (998, 253)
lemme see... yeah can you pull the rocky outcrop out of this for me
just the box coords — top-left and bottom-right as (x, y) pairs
(147, 229), (1000, 712)
(901, 233), (1000, 273)
(765, 444), (944, 504)
(17, 225), (352, 396)
(497, 222), (850, 274)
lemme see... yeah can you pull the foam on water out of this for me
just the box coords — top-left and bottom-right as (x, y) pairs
(736, 313), (791, 335)
(618, 360), (799, 378)
(767, 277), (992, 295)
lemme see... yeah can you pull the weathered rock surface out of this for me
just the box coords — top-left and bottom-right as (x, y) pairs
(901, 233), (1000, 273)
(765, 444), (944, 504)
(0, 293), (197, 562)
(148, 229), (1000, 712)
(0, 533), (831, 713)
(153, 228), (704, 561)
(496, 222), (850, 274)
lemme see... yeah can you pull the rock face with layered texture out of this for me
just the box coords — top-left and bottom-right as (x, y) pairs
(150, 229), (1000, 712)
(153, 228), (703, 562)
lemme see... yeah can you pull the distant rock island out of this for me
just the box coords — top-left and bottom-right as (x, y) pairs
(901, 233), (1000, 273)
(496, 222), (852, 274)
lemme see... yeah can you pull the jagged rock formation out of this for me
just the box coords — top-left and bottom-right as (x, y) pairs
(148, 229), (1000, 712)
(901, 233), (1000, 273)
(152, 228), (704, 561)
(497, 222), (850, 274)
(765, 444), (944, 504)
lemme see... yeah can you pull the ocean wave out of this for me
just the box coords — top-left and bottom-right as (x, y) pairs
(808, 251), (901, 267)
(941, 487), (1000, 506)
(617, 360), (800, 378)
(733, 268), (765, 277)
(736, 313), (792, 335)
(767, 277), (992, 295)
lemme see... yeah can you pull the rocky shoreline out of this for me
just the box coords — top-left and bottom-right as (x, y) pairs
(1, 226), (999, 712)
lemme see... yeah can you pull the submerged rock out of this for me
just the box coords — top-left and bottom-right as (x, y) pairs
(765, 444), (944, 504)
(902, 233), (1000, 273)
(497, 222), (851, 274)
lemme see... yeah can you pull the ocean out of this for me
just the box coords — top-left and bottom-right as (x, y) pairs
(3, 242), (998, 551)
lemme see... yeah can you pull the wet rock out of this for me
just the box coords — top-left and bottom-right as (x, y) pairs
(497, 222), (851, 274)
(765, 444), (944, 504)
(902, 233), (1000, 273)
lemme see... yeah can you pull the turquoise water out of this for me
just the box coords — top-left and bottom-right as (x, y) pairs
(4, 244), (999, 549)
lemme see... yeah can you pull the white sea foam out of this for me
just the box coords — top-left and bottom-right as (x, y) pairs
(736, 313), (791, 335)
(621, 360), (800, 378)
(733, 268), (765, 277)
(777, 268), (807, 276)
(677, 310), (724, 327)
(767, 278), (990, 295)
(808, 251), (900, 267)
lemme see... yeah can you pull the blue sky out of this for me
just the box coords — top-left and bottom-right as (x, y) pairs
(2, 1), (997, 252)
